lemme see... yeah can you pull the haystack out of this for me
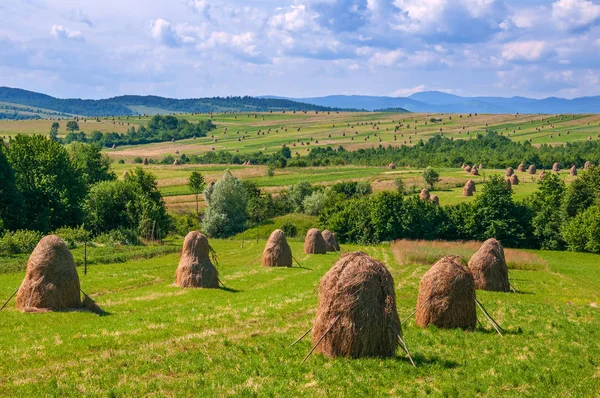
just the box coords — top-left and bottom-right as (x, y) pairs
(552, 162), (560, 172)
(430, 194), (439, 206)
(506, 167), (514, 177)
(415, 256), (476, 330)
(509, 174), (519, 185)
(470, 166), (479, 176)
(388, 163), (396, 170)
(311, 252), (401, 358)
(419, 188), (430, 201)
(517, 162), (526, 172)
(175, 231), (219, 288)
(584, 161), (592, 170)
(122, 171), (129, 180)
(173, 159), (180, 166)
(262, 229), (292, 267)
(143, 157), (149, 165)
(468, 238), (510, 292)
(463, 180), (476, 196)
(479, 164), (483, 169)
(322, 230), (340, 252)
(16, 235), (81, 312)
(304, 228), (327, 254)
(539, 170), (546, 180)
(464, 165), (472, 173)
(569, 165), (577, 176)
(527, 164), (536, 174)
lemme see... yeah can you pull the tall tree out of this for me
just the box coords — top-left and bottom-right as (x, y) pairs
(67, 142), (115, 186)
(422, 167), (440, 189)
(528, 173), (566, 250)
(66, 120), (80, 132)
(188, 171), (206, 215)
(202, 170), (247, 238)
(0, 141), (23, 230)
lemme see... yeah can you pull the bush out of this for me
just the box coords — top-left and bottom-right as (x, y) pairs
(171, 213), (201, 236)
(280, 222), (298, 238)
(95, 228), (140, 246)
(303, 191), (327, 216)
(563, 205), (600, 253)
(52, 226), (90, 248)
(0, 230), (43, 254)
(202, 170), (248, 238)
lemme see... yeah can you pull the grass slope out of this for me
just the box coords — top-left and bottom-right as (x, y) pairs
(0, 239), (598, 396)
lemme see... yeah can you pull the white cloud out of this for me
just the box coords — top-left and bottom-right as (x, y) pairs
(551, 0), (600, 31)
(50, 25), (84, 41)
(501, 41), (548, 61)
(391, 84), (426, 96)
(369, 49), (404, 66)
(150, 19), (181, 47)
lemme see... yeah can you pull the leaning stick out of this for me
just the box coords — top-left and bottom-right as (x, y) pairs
(473, 295), (504, 336)
(302, 315), (340, 363)
(290, 326), (312, 347)
(218, 278), (227, 289)
(242, 254), (261, 267)
(397, 334), (416, 367)
(401, 297), (430, 325)
(0, 287), (19, 311)
(291, 255), (303, 268)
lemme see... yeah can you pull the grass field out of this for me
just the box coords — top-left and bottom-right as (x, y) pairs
(0, 238), (598, 396)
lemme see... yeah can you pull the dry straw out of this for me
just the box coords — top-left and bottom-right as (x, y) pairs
(419, 188), (430, 201)
(322, 230), (340, 252)
(262, 229), (293, 267)
(175, 231), (219, 288)
(463, 180), (476, 196)
(304, 228), (327, 254)
(468, 238), (510, 292)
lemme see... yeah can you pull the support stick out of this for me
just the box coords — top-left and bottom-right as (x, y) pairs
(291, 255), (303, 268)
(397, 334), (416, 367)
(302, 315), (340, 363)
(243, 254), (261, 267)
(290, 326), (312, 347)
(401, 298), (429, 325)
(0, 287), (19, 311)
(473, 296), (504, 336)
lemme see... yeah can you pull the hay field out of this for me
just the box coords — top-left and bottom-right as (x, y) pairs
(0, 238), (598, 395)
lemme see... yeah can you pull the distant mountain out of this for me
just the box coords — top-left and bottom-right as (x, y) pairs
(0, 87), (351, 119)
(269, 91), (600, 114)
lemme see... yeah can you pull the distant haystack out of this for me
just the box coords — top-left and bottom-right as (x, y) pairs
(517, 163), (526, 172)
(463, 180), (476, 196)
(468, 238), (510, 292)
(569, 165), (577, 176)
(415, 256), (476, 330)
(16, 235), (81, 312)
(322, 230), (340, 252)
(430, 194), (439, 206)
(262, 229), (293, 267)
(584, 161), (592, 170)
(509, 174), (519, 185)
(419, 188), (430, 201)
(173, 159), (180, 166)
(175, 231), (219, 288)
(479, 164), (483, 169)
(143, 157), (149, 165)
(505, 167), (514, 177)
(311, 252), (401, 358)
(388, 163), (396, 170)
(539, 170), (546, 180)
(552, 162), (560, 172)
(470, 166), (479, 176)
(464, 165), (472, 173)
(304, 228), (327, 254)
(122, 171), (130, 180)
(527, 164), (536, 174)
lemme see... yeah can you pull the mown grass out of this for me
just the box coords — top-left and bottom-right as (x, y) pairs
(0, 239), (598, 396)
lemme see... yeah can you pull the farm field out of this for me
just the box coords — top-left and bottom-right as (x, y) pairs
(0, 238), (598, 396)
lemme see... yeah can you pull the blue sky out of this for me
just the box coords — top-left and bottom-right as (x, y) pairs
(1, 0), (600, 99)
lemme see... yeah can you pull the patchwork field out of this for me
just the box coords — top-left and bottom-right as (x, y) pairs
(0, 238), (598, 396)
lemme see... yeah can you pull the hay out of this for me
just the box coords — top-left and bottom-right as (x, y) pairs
(509, 174), (519, 185)
(419, 188), (430, 201)
(322, 230), (340, 252)
(388, 163), (396, 170)
(470, 166), (479, 176)
(173, 159), (180, 166)
(527, 164), (536, 174)
(506, 167), (514, 177)
(262, 229), (292, 267)
(122, 171), (129, 180)
(464, 165), (472, 173)
(584, 161), (592, 170)
(143, 157), (149, 165)
(539, 170), (546, 180)
(517, 163), (526, 172)
(552, 162), (560, 172)
(175, 231), (219, 288)
(311, 252), (401, 358)
(415, 256), (476, 330)
(16, 235), (81, 312)
(463, 179), (476, 196)
(569, 165), (577, 176)
(430, 194), (439, 206)
(468, 238), (510, 292)
(304, 228), (327, 254)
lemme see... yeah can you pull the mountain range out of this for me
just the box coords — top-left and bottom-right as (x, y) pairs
(264, 91), (600, 114)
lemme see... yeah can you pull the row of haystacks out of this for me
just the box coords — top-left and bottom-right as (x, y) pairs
(419, 189), (439, 205)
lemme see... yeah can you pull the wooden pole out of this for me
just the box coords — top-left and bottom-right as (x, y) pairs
(0, 287), (19, 311)
(302, 315), (340, 363)
(290, 326), (312, 347)
(84, 238), (87, 275)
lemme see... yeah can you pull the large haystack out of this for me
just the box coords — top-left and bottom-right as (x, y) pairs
(569, 165), (577, 176)
(527, 164), (536, 174)
(468, 238), (510, 292)
(463, 180), (476, 196)
(322, 230), (340, 252)
(312, 252), (400, 358)
(16, 235), (81, 312)
(517, 162), (526, 172)
(175, 231), (219, 288)
(415, 256), (476, 330)
(506, 167), (514, 177)
(509, 174), (519, 185)
(304, 228), (327, 254)
(419, 188), (430, 201)
(262, 229), (292, 267)
(552, 162), (560, 172)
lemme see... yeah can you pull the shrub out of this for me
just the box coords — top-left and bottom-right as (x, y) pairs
(171, 213), (201, 236)
(280, 222), (298, 238)
(303, 191), (327, 216)
(202, 170), (248, 238)
(563, 205), (600, 253)
(52, 226), (91, 248)
(0, 230), (43, 254)
(95, 228), (140, 246)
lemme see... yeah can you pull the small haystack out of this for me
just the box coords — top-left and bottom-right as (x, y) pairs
(464, 165), (472, 173)
(415, 256), (476, 330)
(311, 252), (402, 358)
(122, 171), (130, 180)
(468, 238), (510, 292)
(388, 163), (396, 170)
(479, 163), (483, 169)
(304, 228), (327, 254)
(463, 180), (476, 196)
(527, 164), (536, 174)
(584, 161), (592, 170)
(509, 174), (519, 185)
(262, 229), (292, 267)
(552, 162), (560, 172)
(470, 166), (479, 176)
(506, 167), (514, 177)
(539, 170), (546, 180)
(16, 235), (81, 312)
(143, 157), (149, 165)
(517, 162), (526, 172)
(430, 195), (439, 206)
(569, 165), (577, 176)
(175, 231), (219, 288)
(322, 230), (340, 252)
(419, 188), (430, 201)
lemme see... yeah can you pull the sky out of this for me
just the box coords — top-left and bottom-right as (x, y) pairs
(1, 0), (600, 99)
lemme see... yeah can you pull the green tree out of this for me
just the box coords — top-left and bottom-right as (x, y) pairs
(67, 142), (115, 186)
(0, 142), (23, 230)
(563, 166), (600, 218)
(528, 173), (566, 250)
(563, 205), (600, 253)
(188, 171), (206, 215)
(66, 120), (80, 132)
(422, 167), (440, 189)
(303, 191), (327, 216)
(394, 178), (405, 195)
(49, 122), (59, 141)
(6, 135), (86, 232)
(288, 182), (313, 212)
(202, 170), (248, 238)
